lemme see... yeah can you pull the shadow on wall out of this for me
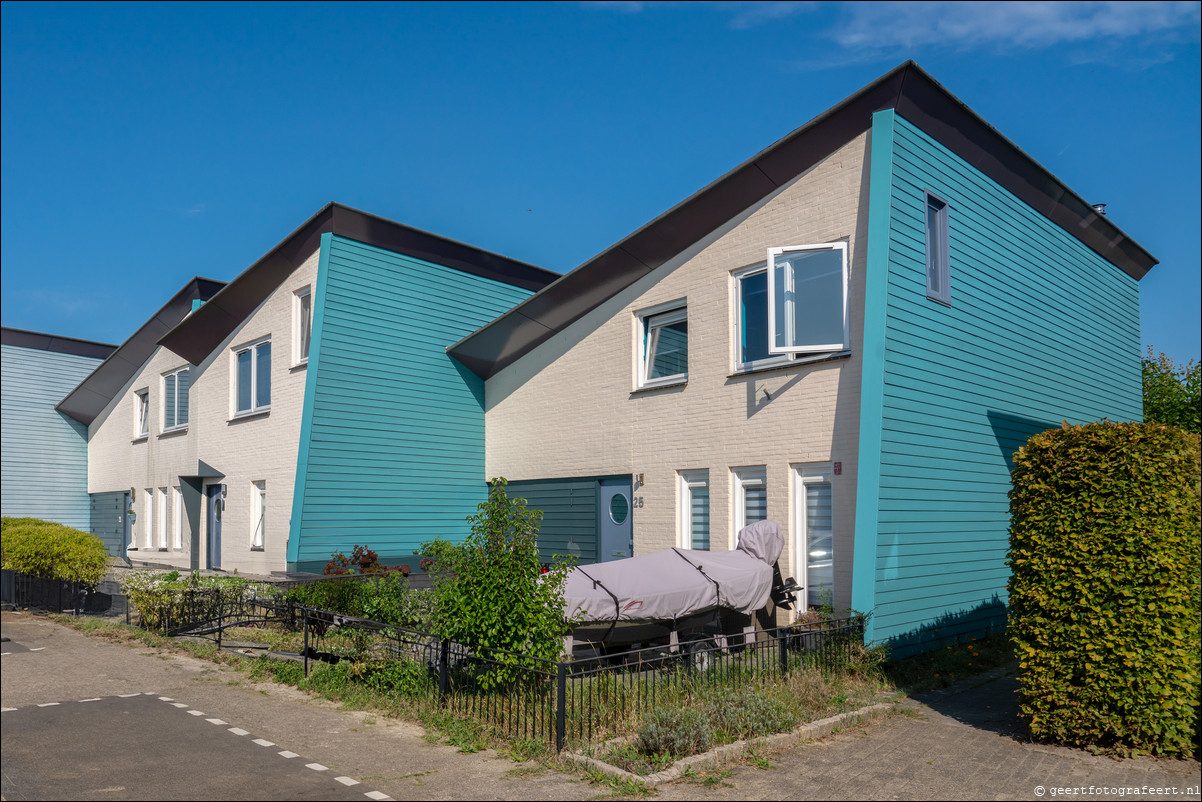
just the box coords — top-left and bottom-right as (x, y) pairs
(886, 595), (1008, 658)
(987, 410), (1058, 473)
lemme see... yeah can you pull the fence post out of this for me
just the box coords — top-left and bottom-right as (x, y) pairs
(303, 607), (310, 678)
(779, 627), (789, 676)
(555, 661), (567, 753)
(438, 637), (450, 704)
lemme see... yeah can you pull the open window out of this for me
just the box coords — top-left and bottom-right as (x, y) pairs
(638, 303), (688, 388)
(765, 242), (849, 356)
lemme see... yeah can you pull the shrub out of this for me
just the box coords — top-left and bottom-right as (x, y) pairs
(421, 478), (577, 689)
(1, 517), (110, 587)
(284, 571), (435, 630)
(638, 706), (713, 757)
(1143, 347), (1200, 433)
(121, 570), (277, 633)
(1007, 421), (1201, 755)
(705, 687), (799, 739)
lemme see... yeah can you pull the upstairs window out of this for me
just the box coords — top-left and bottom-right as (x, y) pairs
(294, 286), (312, 365)
(638, 303), (688, 388)
(163, 367), (190, 431)
(766, 242), (849, 356)
(234, 340), (271, 416)
(925, 193), (950, 304)
(134, 389), (150, 439)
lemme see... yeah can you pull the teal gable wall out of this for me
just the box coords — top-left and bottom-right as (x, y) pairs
(287, 234), (535, 570)
(855, 111), (1142, 653)
(1, 344), (105, 530)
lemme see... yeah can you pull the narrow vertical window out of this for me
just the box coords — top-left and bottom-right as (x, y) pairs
(134, 390), (150, 438)
(234, 339), (271, 415)
(163, 367), (190, 430)
(733, 467), (767, 545)
(143, 489), (154, 550)
(157, 488), (168, 549)
(172, 486), (184, 550)
(638, 303), (688, 388)
(679, 470), (710, 550)
(794, 465), (834, 610)
(294, 287), (312, 365)
(251, 481), (266, 550)
(925, 192), (950, 304)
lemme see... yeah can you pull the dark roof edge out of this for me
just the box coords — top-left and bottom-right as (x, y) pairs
(450, 60), (1157, 380)
(2, 327), (118, 360)
(157, 202), (559, 365)
(54, 277), (227, 426)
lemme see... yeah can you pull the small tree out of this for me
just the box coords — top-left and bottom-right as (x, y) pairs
(422, 478), (575, 688)
(1143, 347), (1200, 433)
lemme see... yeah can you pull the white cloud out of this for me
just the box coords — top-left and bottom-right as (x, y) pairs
(834, 1), (1200, 51)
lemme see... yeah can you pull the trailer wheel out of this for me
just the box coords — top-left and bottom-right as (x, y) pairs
(684, 637), (717, 672)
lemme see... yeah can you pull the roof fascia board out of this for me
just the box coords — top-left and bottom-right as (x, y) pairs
(54, 277), (226, 426)
(450, 61), (1156, 380)
(1, 327), (117, 360)
(157, 202), (558, 366)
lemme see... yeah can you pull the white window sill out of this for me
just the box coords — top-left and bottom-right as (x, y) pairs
(633, 377), (688, 394)
(132, 435), (149, 444)
(230, 408), (271, 423)
(730, 350), (852, 379)
(289, 360), (308, 372)
(159, 426), (189, 438)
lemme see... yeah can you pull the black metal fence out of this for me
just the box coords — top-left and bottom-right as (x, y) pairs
(114, 582), (866, 753)
(1, 569), (88, 614)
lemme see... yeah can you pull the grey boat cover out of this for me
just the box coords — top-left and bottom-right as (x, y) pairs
(563, 520), (784, 624)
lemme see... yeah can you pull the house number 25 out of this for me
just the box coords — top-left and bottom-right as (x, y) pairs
(632, 496), (644, 508)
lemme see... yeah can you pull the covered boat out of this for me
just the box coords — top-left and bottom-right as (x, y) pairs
(562, 520), (789, 649)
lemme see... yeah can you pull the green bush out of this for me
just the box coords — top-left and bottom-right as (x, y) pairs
(283, 571), (435, 630)
(1143, 347), (1200, 433)
(1, 517), (110, 587)
(421, 478), (577, 689)
(704, 687), (799, 739)
(638, 706), (713, 757)
(121, 570), (277, 633)
(1007, 421), (1201, 755)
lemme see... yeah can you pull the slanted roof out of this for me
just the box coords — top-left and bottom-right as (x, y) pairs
(55, 278), (226, 426)
(1, 327), (117, 360)
(157, 202), (559, 366)
(448, 60), (1158, 381)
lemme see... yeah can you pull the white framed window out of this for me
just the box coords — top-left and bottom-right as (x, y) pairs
(732, 466), (767, 547)
(792, 464), (834, 610)
(233, 339), (271, 416)
(925, 192), (951, 305)
(678, 470), (710, 550)
(162, 367), (190, 431)
(251, 480), (266, 550)
(134, 389), (150, 439)
(143, 488), (154, 549)
(766, 242), (849, 356)
(294, 286), (312, 365)
(157, 488), (168, 549)
(637, 302), (688, 388)
(172, 486), (184, 550)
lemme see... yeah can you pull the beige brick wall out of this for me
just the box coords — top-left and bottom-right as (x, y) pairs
(484, 133), (871, 611)
(88, 250), (320, 575)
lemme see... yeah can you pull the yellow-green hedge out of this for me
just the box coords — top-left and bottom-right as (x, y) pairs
(1, 517), (110, 588)
(1007, 422), (1201, 755)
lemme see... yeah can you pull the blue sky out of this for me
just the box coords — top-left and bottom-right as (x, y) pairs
(2, 1), (1199, 364)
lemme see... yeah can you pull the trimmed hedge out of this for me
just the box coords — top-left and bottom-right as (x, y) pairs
(1, 517), (111, 588)
(1007, 421), (1201, 755)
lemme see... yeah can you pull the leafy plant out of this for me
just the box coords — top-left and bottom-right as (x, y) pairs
(1, 517), (110, 587)
(421, 478), (577, 689)
(638, 706), (713, 758)
(1007, 420), (1201, 756)
(1143, 347), (1200, 433)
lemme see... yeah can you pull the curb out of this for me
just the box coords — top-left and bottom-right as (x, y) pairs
(561, 701), (897, 787)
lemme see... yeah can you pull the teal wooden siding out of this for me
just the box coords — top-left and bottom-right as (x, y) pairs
(856, 111), (1142, 653)
(1, 344), (104, 530)
(506, 477), (600, 565)
(288, 235), (534, 569)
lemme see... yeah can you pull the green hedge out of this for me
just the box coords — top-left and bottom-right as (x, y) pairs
(1007, 422), (1201, 755)
(1, 517), (110, 588)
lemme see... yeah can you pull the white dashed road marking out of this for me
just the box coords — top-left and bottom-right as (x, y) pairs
(279, 751), (300, 759)
(206, 718), (228, 725)
(253, 738), (274, 747)
(306, 763), (329, 772)
(228, 727), (250, 736)
(335, 776), (360, 786)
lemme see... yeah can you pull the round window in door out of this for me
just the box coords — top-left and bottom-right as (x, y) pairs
(609, 493), (630, 525)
